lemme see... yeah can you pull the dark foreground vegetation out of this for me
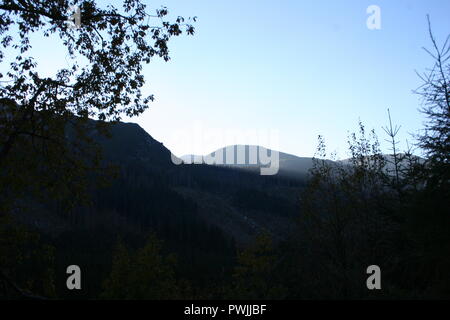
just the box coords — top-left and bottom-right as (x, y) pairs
(0, 1), (449, 299)
(1, 102), (448, 299)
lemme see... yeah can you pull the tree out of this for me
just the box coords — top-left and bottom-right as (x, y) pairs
(101, 234), (182, 300)
(226, 232), (286, 300)
(290, 124), (407, 298)
(0, 0), (195, 209)
(403, 16), (450, 297)
(99, 239), (131, 299)
(0, 214), (56, 299)
(382, 108), (402, 190)
(414, 15), (450, 194)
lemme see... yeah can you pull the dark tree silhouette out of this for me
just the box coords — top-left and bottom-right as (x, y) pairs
(414, 15), (450, 194)
(0, 0), (195, 208)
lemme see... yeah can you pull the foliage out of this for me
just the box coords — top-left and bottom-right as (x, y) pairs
(285, 124), (406, 298)
(414, 16), (450, 195)
(0, 214), (56, 298)
(0, 0), (195, 209)
(226, 233), (286, 299)
(101, 234), (183, 300)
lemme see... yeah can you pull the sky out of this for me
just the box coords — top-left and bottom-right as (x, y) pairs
(6, 0), (450, 159)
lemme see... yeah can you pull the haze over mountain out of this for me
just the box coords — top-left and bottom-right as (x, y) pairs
(180, 145), (424, 180)
(180, 145), (319, 178)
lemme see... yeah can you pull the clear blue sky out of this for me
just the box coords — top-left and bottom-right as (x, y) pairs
(7, 0), (450, 158)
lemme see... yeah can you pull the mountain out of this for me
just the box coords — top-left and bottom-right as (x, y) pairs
(92, 121), (181, 167)
(15, 119), (422, 298)
(14, 120), (304, 247)
(181, 146), (426, 180)
(4, 118), (429, 299)
(181, 145), (319, 178)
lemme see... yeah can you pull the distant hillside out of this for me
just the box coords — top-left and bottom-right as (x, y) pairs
(181, 145), (325, 178)
(181, 145), (425, 179)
